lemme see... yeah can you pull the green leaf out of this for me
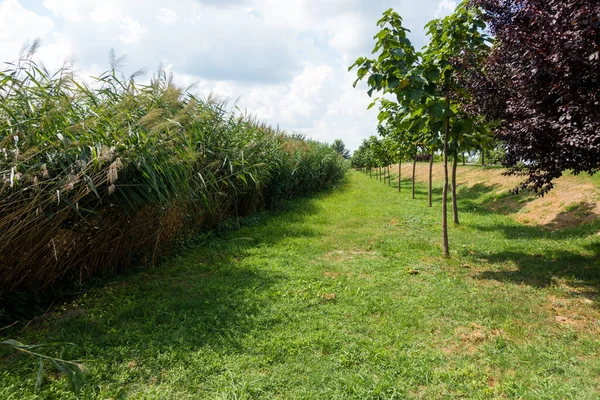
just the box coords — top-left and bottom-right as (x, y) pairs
(390, 48), (406, 58)
(443, 106), (456, 118)
(430, 102), (446, 118)
(2, 339), (25, 347)
(35, 357), (44, 392)
(357, 67), (369, 79)
(407, 87), (425, 102)
(412, 75), (428, 85)
(374, 29), (389, 40)
(432, 120), (445, 133)
(388, 77), (400, 89)
(424, 67), (441, 83)
(423, 84), (437, 96)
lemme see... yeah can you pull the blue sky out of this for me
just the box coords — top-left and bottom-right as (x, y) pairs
(0, 0), (458, 150)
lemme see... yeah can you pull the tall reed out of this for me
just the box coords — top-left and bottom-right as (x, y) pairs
(0, 53), (346, 315)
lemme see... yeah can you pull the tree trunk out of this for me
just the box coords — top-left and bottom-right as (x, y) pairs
(482, 151), (485, 166)
(379, 167), (382, 182)
(412, 158), (417, 200)
(462, 152), (466, 166)
(428, 148), (434, 207)
(442, 116), (450, 258)
(398, 160), (402, 192)
(452, 150), (460, 226)
(388, 166), (391, 187)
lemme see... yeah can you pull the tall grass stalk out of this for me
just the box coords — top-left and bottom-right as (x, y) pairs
(0, 52), (347, 313)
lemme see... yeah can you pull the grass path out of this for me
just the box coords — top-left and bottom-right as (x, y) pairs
(2, 170), (600, 399)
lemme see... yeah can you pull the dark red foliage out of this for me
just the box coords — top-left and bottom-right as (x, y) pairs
(464, 0), (600, 194)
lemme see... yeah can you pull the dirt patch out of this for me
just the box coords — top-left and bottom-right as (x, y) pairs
(487, 375), (499, 388)
(324, 271), (341, 279)
(320, 293), (337, 302)
(324, 249), (380, 263)
(384, 163), (600, 229)
(443, 323), (502, 355)
(554, 315), (588, 329)
(548, 293), (600, 334)
(539, 200), (599, 229)
(458, 323), (501, 345)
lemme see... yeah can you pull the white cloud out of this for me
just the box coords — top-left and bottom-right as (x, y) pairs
(43, 0), (84, 21)
(89, 5), (147, 45)
(156, 8), (177, 26)
(435, 0), (457, 18)
(1, 0), (461, 151)
(0, 0), (54, 61)
(35, 32), (73, 70)
(328, 13), (369, 55)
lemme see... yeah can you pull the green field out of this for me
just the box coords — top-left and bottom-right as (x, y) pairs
(2, 169), (600, 399)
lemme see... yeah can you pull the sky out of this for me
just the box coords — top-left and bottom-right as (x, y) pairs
(0, 0), (457, 151)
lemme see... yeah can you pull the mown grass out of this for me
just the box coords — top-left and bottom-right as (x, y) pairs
(2, 169), (600, 399)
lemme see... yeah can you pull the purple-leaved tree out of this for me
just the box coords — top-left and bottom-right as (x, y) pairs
(463, 0), (600, 194)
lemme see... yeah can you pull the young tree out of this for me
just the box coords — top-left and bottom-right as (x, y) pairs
(351, 3), (491, 257)
(359, 139), (377, 178)
(332, 139), (351, 160)
(377, 99), (412, 192)
(413, 116), (443, 208)
(350, 143), (367, 171)
(366, 136), (385, 181)
(421, 2), (492, 240)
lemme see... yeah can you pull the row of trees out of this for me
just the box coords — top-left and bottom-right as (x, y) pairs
(350, 0), (600, 256)
(350, 2), (494, 256)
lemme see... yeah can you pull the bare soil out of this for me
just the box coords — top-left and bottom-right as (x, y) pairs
(386, 163), (600, 229)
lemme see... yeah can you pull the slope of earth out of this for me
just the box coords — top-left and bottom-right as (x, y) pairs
(384, 163), (600, 229)
(1, 171), (600, 399)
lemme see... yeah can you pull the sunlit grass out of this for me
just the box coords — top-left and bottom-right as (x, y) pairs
(1, 170), (599, 399)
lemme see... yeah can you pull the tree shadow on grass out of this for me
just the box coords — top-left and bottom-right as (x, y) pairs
(453, 182), (600, 239)
(371, 175), (600, 240)
(546, 201), (600, 230)
(378, 177), (529, 210)
(458, 183), (600, 227)
(469, 209), (600, 241)
(457, 183), (535, 216)
(470, 242), (600, 303)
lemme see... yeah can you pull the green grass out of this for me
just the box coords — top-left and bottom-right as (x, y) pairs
(2, 170), (600, 399)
